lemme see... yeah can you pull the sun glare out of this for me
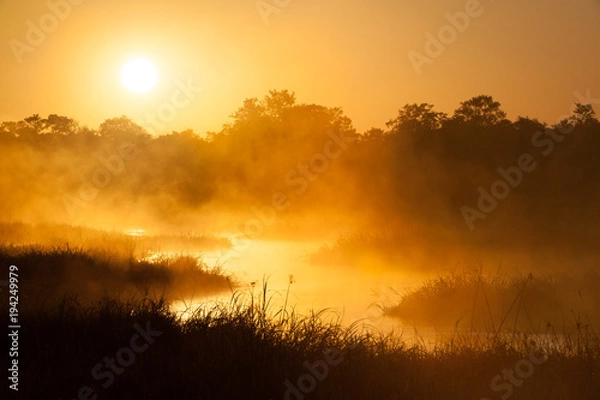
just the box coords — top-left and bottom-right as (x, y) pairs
(120, 58), (158, 93)
(125, 228), (146, 237)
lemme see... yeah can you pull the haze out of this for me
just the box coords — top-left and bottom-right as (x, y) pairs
(1, 0), (598, 134)
(2, 1), (600, 399)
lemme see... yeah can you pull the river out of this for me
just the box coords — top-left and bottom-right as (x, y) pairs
(145, 235), (429, 340)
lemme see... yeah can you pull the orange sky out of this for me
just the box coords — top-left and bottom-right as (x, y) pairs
(1, 0), (599, 135)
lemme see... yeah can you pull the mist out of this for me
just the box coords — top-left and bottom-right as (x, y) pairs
(2, 91), (599, 326)
(3, 90), (600, 399)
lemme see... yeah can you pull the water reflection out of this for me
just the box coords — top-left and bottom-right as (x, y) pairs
(150, 237), (430, 340)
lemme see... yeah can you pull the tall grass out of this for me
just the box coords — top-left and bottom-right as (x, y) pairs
(15, 282), (600, 399)
(385, 269), (600, 335)
(3, 234), (600, 398)
(0, 221), (231, 260)
(0, 245), (232, 311)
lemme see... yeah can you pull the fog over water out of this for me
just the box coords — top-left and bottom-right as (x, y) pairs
(169, 237), (418, 325)
(3, 92), (600, 339)
(4, 1), (600, 397)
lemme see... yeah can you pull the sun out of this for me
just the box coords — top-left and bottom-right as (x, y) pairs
(120, 58), (158, 93)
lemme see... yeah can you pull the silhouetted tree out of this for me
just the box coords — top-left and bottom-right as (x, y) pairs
(387, 103), (447, 134)
(98, 116), (149, 143)
(24, 114), (43, 131)
(512, 116), (546, 133)
(263, 89), (296, 120)
(360, 128), (386, 142)
(43, 114), (78, 135)
(452, 95), (507, 127)
(569, 103), (598, 127)
(227, 98), (266, 126)
(1, 90), (599, 240)
(0, 121), (20, 140)
(7, 117), (40, 141)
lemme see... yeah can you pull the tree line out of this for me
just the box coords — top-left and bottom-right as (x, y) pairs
(1, 90), (599, 252)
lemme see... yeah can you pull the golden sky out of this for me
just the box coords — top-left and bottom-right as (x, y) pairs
(1, 0), (599, 134)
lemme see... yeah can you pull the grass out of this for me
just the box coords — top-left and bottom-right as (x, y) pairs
(0, 221), (231, 260)
(12, 284), (600, 399)
(0, 245), (232, 311)
(384, 268), (600, 335)
(3, 233), (599, 399)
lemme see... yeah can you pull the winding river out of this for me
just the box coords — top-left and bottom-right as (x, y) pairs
(149, 236), (427, 338)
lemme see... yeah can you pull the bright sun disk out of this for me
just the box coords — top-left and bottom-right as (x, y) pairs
(120, 58), (158, 93)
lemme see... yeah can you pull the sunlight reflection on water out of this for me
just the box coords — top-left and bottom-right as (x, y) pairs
(125, 228), (146, 237)
(145, 237), (433, 342)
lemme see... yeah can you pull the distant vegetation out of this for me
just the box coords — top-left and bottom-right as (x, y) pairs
(1, 90), (599, 272)
(385, 269), (600, 333)
(0, 222), (230, 256)
(0, 243), (232, 310)
(3, 91), (600, 397)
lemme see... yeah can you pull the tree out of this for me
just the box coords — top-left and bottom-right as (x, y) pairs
(452, 95), (507, 127)
(229, 98), (266, 123)
(387, 103), (447, 134)
(569, 103), (597, 126)
(98, 116), (149, 142)
(512, 116), (546, 133)
(43, 114), (78, 135)
(24, 114), (43, 131)
(0, 121), (19, 140)
(226, 90), (296, 130)
(5, 116), (42, 140)
(263, 89), (296, 119)
(360, 128), (386, 142)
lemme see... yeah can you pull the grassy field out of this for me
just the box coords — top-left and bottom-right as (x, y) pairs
(2, 242), (599, 399)
(9, 288), (599, 399)
(4, 269), (599, 399)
